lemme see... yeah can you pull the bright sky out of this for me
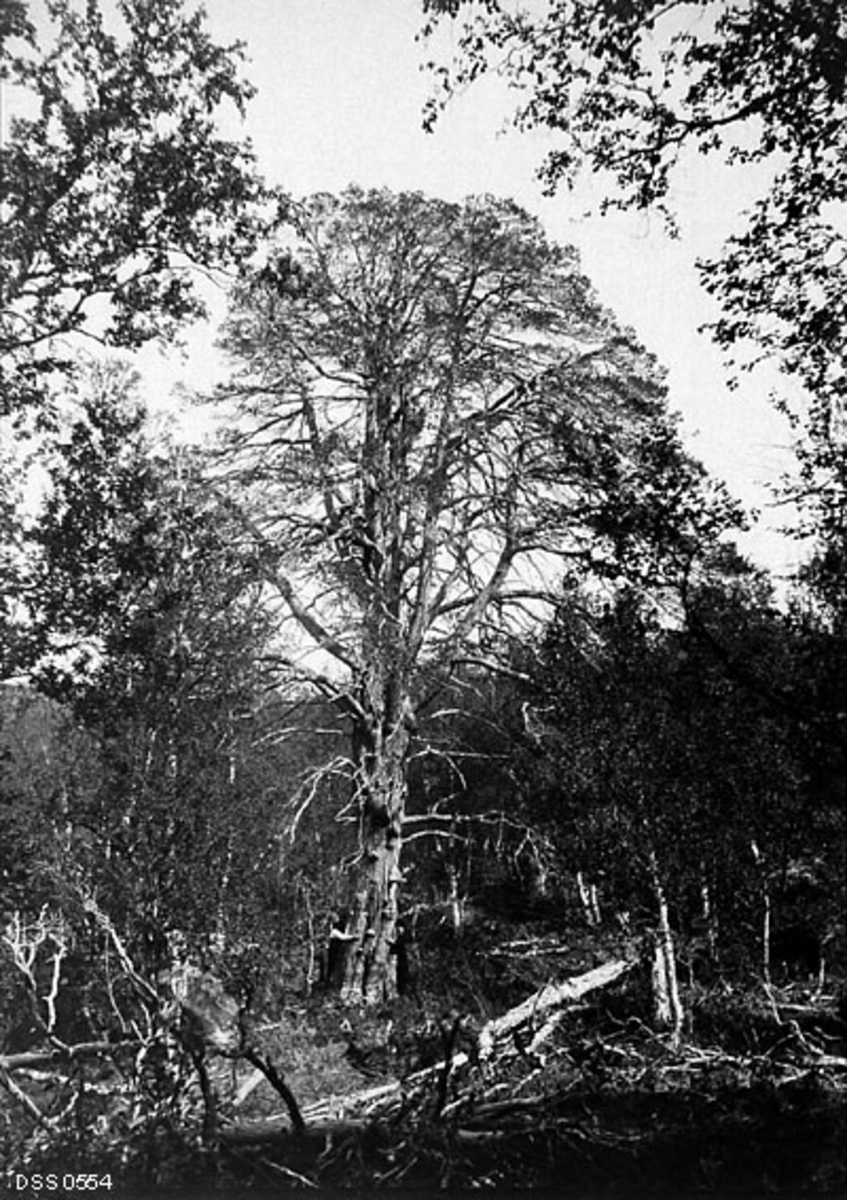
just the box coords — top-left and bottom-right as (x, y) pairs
(166, 0), (800, 581)
(19, 0), (803, 580)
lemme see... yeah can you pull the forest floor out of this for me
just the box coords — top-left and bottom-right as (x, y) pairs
(214, 943), (847, 1195)
(3, 928), (846, 1196)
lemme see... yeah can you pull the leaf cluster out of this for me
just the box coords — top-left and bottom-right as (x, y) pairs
(420, 1), (847, 564)
(1, 0), (264, 419)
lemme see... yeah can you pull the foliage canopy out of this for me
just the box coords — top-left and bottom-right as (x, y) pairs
(420, 0), (847, 550)
(1, 0), (262, 420)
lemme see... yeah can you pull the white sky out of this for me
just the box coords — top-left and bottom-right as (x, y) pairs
(174, 0), (801, 580)
(18, 0), (804, 580)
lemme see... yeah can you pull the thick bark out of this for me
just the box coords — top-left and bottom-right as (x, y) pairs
(339, 692), (412, 1004)
(342, 821), (403, 1004)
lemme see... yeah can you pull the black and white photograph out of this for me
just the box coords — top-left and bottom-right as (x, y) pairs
(1, 2), (845, 1195)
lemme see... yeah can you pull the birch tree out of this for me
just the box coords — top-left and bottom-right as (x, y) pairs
(215, 187), (735, 1002)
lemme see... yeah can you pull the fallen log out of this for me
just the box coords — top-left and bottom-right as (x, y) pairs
(0, 1040), (139, 1070)
(234, 1065), (266, 1107)
(222, 1117), (367, 1147)
(223, 956), (637, 1142)
(814, 1055), (847, 1070)
(478, 957), (636, 1060)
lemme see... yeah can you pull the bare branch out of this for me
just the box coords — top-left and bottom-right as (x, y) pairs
(214, 492), (360, 672)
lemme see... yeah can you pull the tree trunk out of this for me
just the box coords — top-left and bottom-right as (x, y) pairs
(647, 846), (683, 1045)
(342, 820), (403, 1004)
(448, 858), (466, 933)
(339, 691), (411, 1004)
(576, 871), (601, 926)
(751, 840), (772, 983)
(699, 870), (718, 960)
